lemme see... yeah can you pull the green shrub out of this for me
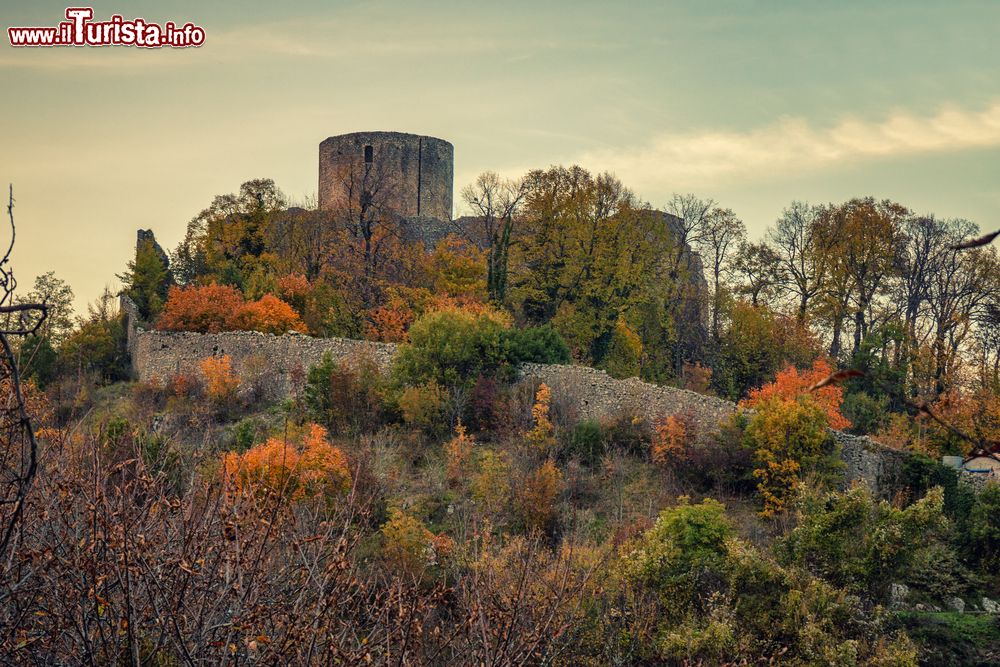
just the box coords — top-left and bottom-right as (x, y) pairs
(778, 485), (950, 601)
(392, 308), (510, 389)
(617, 497), (916, 665)
(894, 612), (1000, 667)
(964, 482), (1000, 576)
(304, 353), (387, 435)
(842, 390), (889, 435)
(621, 497), (734, 604)
(501, 324), (570, 365)
(564, 419), (604, 465)
(229, 417), (264, 453)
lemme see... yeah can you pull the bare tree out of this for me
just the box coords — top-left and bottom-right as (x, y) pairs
(329, 158), (403, 308)
(696, 208), (745, 340)
(768, 201), (827, 322)
(664, 193), (715, 272)
(0, 186), (47, 558)
(731, 240), (784, 308)
(925, 220), (1000, 395)
(893, 215), (950, 389)
(460, 171), (528, 303)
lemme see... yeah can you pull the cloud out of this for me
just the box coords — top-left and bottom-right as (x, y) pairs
(575, 102), (1000, 190)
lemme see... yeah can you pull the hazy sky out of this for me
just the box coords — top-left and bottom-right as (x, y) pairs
(2, 0), (999, 312)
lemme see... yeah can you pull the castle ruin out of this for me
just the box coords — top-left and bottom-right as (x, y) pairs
(318, 131), (455, 247)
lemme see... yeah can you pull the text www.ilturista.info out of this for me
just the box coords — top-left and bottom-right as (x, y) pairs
(8, 7), (205, 48)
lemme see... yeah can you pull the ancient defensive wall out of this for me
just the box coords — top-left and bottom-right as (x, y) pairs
(123, 296), (930, 496)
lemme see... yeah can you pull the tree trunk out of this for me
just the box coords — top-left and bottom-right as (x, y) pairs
(830, 316), (844, 360)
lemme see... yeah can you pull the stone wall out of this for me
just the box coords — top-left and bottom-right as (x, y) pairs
(131, 325), (396, 398)
(124, 301), (962, 496)
(518, 363), (735, 436)
(518, 363), (916, 494)
(831, 431), (910, 492)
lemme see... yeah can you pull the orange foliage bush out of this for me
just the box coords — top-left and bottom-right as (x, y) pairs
(222, 423), (351, 501)
(381, 508), (455, 575)
(740, 358), (851, 430)
(525, 383), (556, 451)
(445, 422), (474, 485)
(169, 373), (197, 398)
(157, 283), (245, 333)
(158, 283), (306, 335)
(519, 458), (563, 532)
(276, 273), (311, 303)
(230, 293), (307, 334)
(651, 415), (686, 467)
(366, 299), (414, 343)
(199, 355), (239, 403)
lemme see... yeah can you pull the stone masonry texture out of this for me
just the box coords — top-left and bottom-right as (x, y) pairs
(318, 131), (453, 223)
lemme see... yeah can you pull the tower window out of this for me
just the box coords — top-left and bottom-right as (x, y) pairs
(364, 145), (373, 164)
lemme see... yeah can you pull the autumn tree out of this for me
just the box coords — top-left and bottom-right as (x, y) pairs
(814, 198), (907, 359)
(325, 156), (406, 309)
(223, 422), (351, 502)
(743, 396), (836, 516)
(924, 221), (1000, 395)
(711, 301), (821, 401)
(525, 383), (556, 452)
(264, 204), (336, 281)
(445, 422), (474, 485)
(429, 235), (487, 301)
(172, 179), (286, 288)
(509, 167), (680, 373)
(518, 458), (563, 533)
(741, 358), (851, 430)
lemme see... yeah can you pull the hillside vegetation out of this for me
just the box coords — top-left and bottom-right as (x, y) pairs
(5, 169), (1000, 664)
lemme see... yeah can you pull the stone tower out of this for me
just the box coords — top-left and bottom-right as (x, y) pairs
(318, 131), (454, 224)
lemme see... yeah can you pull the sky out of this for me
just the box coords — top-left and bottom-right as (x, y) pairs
(1, 0), (999, 312)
